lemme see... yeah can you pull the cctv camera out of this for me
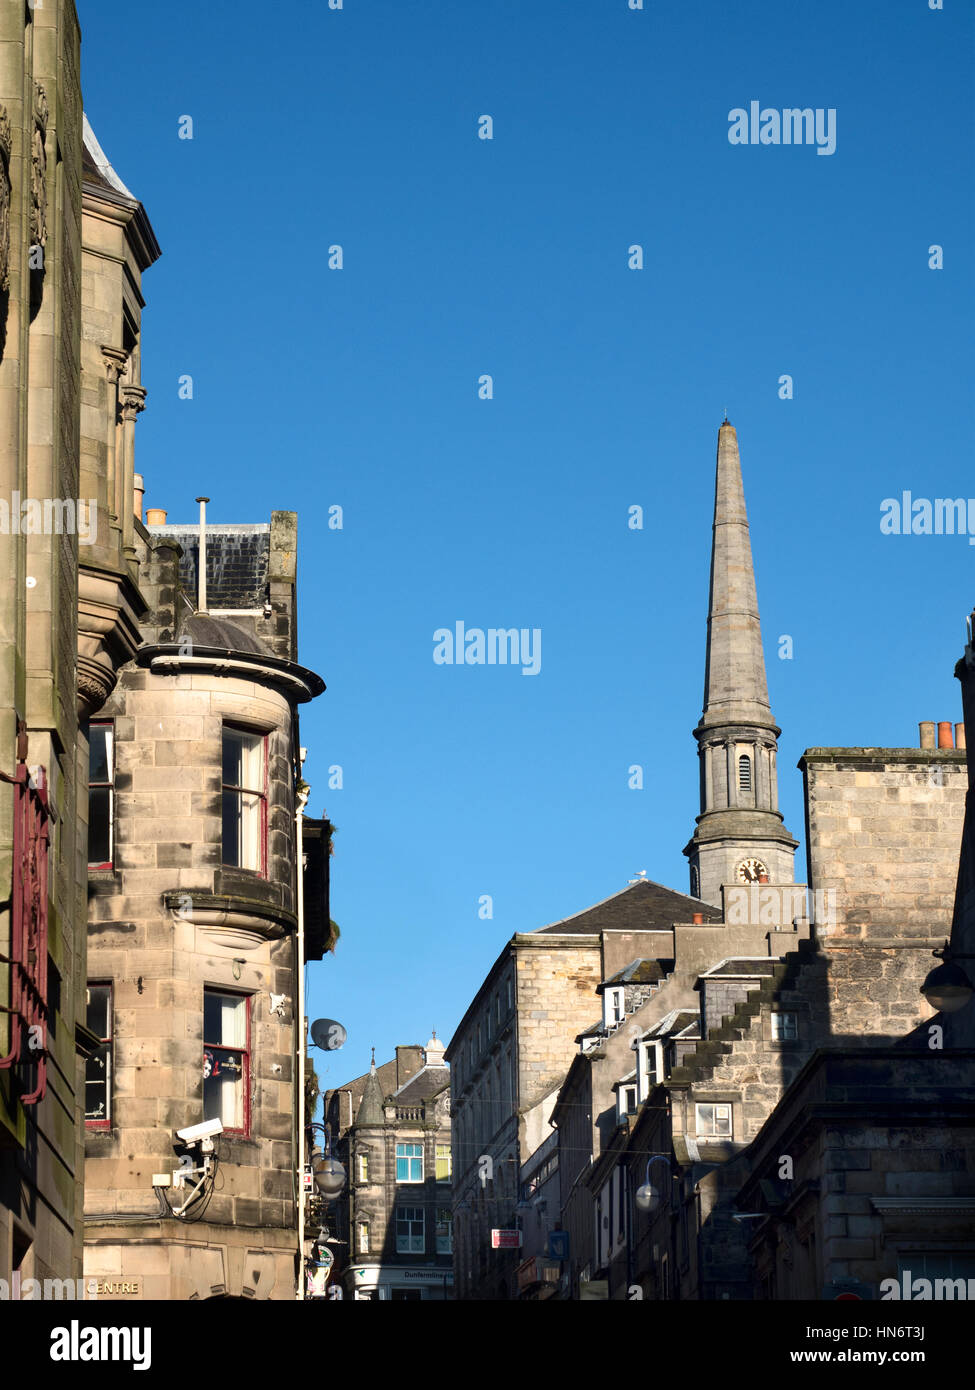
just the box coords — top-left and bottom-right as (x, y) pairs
(176, 1118), (223, 1144)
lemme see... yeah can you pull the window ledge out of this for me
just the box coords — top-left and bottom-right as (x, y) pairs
(88, 868), (120, 885)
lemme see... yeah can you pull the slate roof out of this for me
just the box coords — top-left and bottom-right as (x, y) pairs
(600, 958), (673, 991)
(149, 523), (271, 610)
(176, 612), (271, 657)
(326, 1057), (400, 1130)
(644, 1009), (701, 1039)
(534, 878), (721, 935)
(700, 958), (778, 978)
(392, 1065), (450, 1105)
(355, 1067), (386, 1126)
(82, 114), (135, 198)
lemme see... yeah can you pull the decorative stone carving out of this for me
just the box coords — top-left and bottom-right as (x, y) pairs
(30, 83), (48, 252)
(0, 105), (10, 293)
(100, 345), (129, 386)
(119, 383), (147, 420)
(77, 565), (145, 717)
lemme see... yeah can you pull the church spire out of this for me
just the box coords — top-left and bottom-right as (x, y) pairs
(700, 420), (776, 733)
(684, 421), (797, 906)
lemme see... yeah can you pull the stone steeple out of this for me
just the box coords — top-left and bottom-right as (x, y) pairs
(355, 1054), (385, 1127)
(684, 421), (797, 906)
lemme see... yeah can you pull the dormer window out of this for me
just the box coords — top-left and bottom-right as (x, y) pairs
(603, 987), (624, 1029)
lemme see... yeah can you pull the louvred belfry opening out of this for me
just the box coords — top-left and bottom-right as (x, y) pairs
(0, 727), (51, 1104)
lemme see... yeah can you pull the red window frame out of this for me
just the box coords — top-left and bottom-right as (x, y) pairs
(84, 981), (113, 1130)
(0, 732), (50, 1106)
(203, 988), (251, 1136)
(86, 720), (114, 871)
(221, 725), (268, 877)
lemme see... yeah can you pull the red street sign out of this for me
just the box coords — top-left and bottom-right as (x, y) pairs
(491, 1229), (522, 1249)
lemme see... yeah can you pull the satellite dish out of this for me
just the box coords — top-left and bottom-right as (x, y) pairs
(311, 1018), (347, 1051)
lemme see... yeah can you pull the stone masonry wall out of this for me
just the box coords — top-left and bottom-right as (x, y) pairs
(515, 937), (602, 1115)
(801, 748), (968, 1041)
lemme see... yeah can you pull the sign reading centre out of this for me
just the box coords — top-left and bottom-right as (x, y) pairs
(491, 1229), (522, 1250)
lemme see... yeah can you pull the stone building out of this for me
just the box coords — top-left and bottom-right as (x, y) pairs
(82, 507), (329, 1300)
(0, 2), (332, 1303)
(448, 421), (819, 1300)
(324, 1037), (453, 1300)
(684, 421), (799, 905)
(596, 698), (972, 1299)
(0, 1), (160, 1294)
(547, 425), (974, 1301)
(446, 881), (732, 1299)
(442, 419), (974, 1301)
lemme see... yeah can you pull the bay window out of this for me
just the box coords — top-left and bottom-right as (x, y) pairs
(222, 725), (267, 872)
(204, 989), (250, 1133)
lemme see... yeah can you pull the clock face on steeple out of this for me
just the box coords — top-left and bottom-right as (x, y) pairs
(737, 858), (768, 884)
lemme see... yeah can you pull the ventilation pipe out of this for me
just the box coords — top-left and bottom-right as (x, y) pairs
(195, 496), (210, 613)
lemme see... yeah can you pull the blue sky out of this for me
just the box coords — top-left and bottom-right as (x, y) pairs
(79, 0), (975, 1107)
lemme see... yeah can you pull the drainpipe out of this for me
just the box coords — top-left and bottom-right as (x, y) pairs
(195, 496), (209, 613)
(295, 755), (310, 1300)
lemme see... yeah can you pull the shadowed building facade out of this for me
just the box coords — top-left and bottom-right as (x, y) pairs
(83, 510), (330, 1301)
(0, 2), (160, 1293)
(324, 1037), (453, 1300)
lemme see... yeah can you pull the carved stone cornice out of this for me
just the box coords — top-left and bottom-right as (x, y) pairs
(77, 563), (148, 718)
(119, 384), (147, 420)
(100, 345), (129, 385)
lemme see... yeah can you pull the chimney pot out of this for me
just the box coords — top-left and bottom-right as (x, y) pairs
(919, 721), (936, 749)
(938, 721), (954, 749)
(145, 508), (167, 526)
(133, 473), (145, 523)
(692, 912), (703, 924)
(956, 722), (967, 750)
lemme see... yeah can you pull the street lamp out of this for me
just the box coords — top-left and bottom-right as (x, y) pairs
(920, 942), (975, 1014)
(308, 1121), (347, 1199)
(635, 1154), (673, 1215)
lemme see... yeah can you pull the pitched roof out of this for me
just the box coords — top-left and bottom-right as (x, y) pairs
(82, 113), (135, 199)
(355, 1066), (386, 1126)
(392, 1065), (451, 1105)
(644, 1008), (701, 1039)
(600, 957), (673, 990)
(325, 1057), (399, 1130)
(534, 878), (721, 935)
(700, 958), (779, 979)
